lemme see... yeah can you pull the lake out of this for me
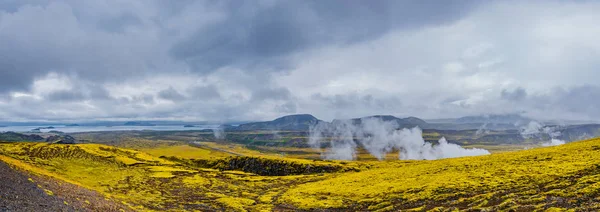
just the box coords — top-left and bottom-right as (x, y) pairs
(0, 125), (220, 133)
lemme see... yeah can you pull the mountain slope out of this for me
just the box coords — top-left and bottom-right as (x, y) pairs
(235, 114), (324, 131)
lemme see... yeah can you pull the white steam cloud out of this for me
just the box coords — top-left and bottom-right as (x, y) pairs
(309, 118), (490, 160)
(542, 138), (565, 147)
(213, 126), (225, 140)
(520, 121), (565, 146)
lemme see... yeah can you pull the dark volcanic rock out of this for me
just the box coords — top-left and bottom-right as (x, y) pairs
(0, 161), (76, 212)
(168, 156), (351, 176)
(46, 135), (76, 144)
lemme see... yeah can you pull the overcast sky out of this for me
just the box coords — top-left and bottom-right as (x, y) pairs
(1, 0), (600, 122)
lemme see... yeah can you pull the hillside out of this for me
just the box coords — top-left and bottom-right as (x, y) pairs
(235, 114), (428, 131)
(235, 114), (324, 131)
(1, 138), (600, 211)
(0, 132), (44, 142)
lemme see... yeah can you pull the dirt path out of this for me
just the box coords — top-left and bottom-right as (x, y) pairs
(0, 160), (132, 212)
(0, 161), (75, 212)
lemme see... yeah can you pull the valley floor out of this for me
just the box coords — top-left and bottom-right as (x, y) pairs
(2, 138), (600, 211)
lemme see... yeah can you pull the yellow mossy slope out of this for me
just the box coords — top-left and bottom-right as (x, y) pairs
(0, 143), (338, 211)
(280, 138), (600, 211)
(2, 138), (600, 211)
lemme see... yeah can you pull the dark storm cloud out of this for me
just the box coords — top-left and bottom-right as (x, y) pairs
(0, 0), (480, 93)
(44, 83), (111, 102)
(170, 0), (482, 72)
(0, 1), (167, 93)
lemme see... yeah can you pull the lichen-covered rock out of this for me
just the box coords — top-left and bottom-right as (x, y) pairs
(46, 135), (77, 144)
(164, 156), (352, 176)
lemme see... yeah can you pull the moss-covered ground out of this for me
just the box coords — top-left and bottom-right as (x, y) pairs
(2, 138), (600, 211)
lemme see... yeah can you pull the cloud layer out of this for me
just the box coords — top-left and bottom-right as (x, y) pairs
(1, 1), (600, 122)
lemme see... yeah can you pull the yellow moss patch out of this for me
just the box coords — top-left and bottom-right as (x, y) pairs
(182, 175), (210, 187)
(217, 197), (255, 212)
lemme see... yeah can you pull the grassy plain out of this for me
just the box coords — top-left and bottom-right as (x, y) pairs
(1, 137), (600, 211)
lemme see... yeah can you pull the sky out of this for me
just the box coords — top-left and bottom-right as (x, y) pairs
(1, 0), (600, 122)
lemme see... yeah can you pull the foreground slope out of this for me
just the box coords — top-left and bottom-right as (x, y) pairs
(1, 138), (600, 211)
(280, 138), (600, 211)
(0, 160), (130, 211)
(0, 161), (76, 211)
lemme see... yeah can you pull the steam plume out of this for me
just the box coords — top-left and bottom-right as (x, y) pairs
(309, 118), (490, 160)
(520, 121), (565, 146)
(213, 126), (225, 139)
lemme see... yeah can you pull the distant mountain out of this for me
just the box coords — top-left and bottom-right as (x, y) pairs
(235, 114), (324, 131)
(334, 115), (428, 129)
(455, 114), (532, 125)
(559, 124), (600, 141)
(0, 132), (44, 142)
(123, 121), (156, 126)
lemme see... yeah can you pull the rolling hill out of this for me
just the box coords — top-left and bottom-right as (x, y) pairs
(2, 137), (600, 211)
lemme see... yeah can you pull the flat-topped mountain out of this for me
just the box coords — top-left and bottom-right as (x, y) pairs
(234, 114), (428, 131)
(333, 115), (428, 129)
(235, 114), (324, 131)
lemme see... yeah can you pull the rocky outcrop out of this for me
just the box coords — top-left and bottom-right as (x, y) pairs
(163, 156), (355, 176)
(45, 135), (76, 144)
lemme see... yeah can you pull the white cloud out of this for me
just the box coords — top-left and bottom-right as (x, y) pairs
(2, 1), (600, 122)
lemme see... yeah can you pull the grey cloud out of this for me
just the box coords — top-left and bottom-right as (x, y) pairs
(501, 87), (527, 101)
(187, 85), (221, 100)
(121, 94), (155, 105)
(274, 101), (297, 114)
(252, 87), (291, 101)
(311, 93), (401, 110)
(170, 0), (482, 72)
(46, 90), (85, 102)
(95, 13), (142, 33)
(158, 87), (186, 102)
(0, 1), (174, 92)
(2, 0), (600, 123)
(45, 82), (111, 102)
